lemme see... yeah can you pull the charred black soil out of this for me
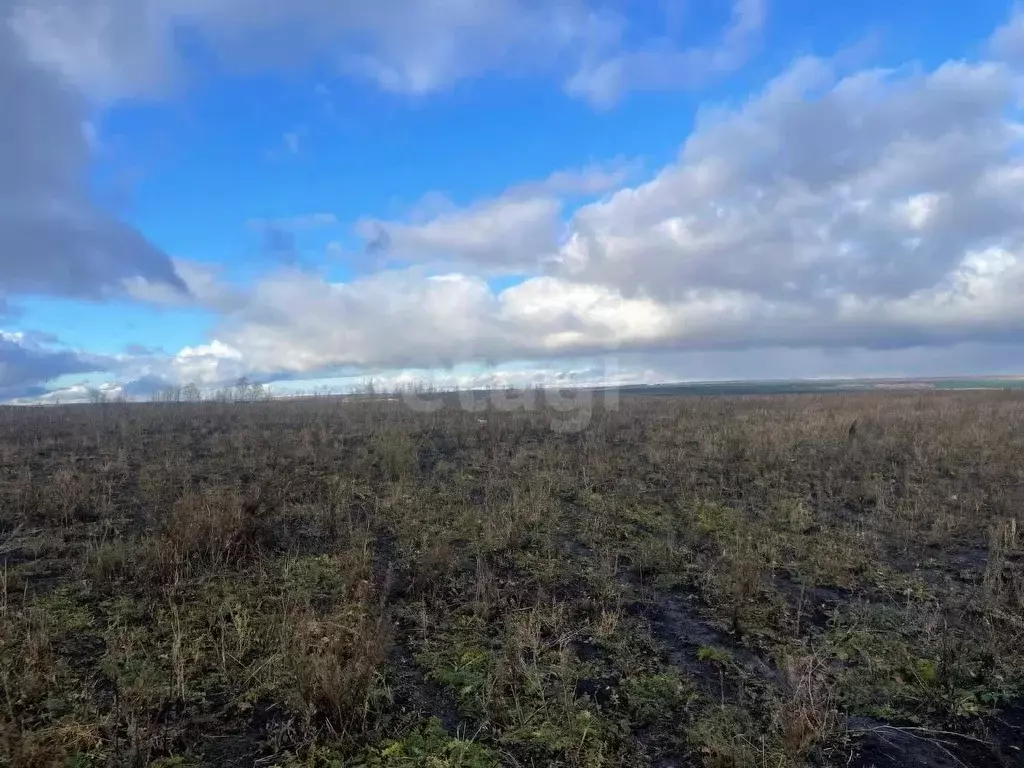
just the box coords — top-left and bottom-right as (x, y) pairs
(1, 393), (1022, 766)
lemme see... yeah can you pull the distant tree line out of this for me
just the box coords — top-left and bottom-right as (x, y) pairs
(149, 377), (271, 404)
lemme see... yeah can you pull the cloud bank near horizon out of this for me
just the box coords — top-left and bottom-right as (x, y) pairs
(5, 2), (1024, 401)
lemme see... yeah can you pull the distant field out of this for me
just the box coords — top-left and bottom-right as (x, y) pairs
(610, 377), (1024, 396)
(1, 393), (1022, 767)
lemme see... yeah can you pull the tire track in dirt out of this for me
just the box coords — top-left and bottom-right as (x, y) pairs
(558, 533), (1024, 768)
(370, 531), (470, 738)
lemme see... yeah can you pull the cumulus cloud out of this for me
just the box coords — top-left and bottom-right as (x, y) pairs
(990, 4), (1024, 64)
(18, 3), (1024, 396)
(79, 338), (258, 400)
(214, 269), (508, 371)
(356, 165), (629, 272)
(121, 245), (1024, 387)
(122, 258), (244, 309)
(158, 340), (251, 386)
(127, 24), (1024, 384)
(0, 7), (185, 304)
(0, 0), (757, 320)
(0, 331), (109, 401)
(0, 0), (760, 335)
(358, 196), (562, 273)
(553, 56), (1024, 307)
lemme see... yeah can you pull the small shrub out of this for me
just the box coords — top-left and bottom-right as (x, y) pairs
(161, 489), (268, 572)
(772, 654), (839, 763)
(288, 605), (394, 736)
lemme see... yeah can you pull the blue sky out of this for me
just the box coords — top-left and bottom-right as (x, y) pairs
(5, 0), (1024, 402)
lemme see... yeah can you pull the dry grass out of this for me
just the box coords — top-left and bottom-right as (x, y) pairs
(0, 392), (1022, 766)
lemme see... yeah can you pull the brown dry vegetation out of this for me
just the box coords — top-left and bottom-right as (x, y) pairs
(0, 392), (1022, 767)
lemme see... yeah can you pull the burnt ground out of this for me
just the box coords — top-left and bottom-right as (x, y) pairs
(0, 393), (1022, 767)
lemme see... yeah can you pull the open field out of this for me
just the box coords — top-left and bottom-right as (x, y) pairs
(0, 393), (1022, 767)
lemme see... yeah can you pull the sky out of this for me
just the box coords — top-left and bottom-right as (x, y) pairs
(4, 0), (1024, 402)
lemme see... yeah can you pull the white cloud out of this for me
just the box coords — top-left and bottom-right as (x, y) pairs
(122, 258), (242, 308)
(215, 269), (508, 372)
(94, 337), (253, 396)
(170, 340), (249, 385)
(355, 164), (631, 271)
(566, 0), (768, 107)
(358, 195), (562, 273)
(553, 57), (1024, 306)
(0, 0), (761, 321)
(18, 3), (1024, 396)
(136, 247), (1024, 382)
(7, 380), (128, 405)
(120, 26), (1024, 385)
(990, 3), (1024, 64)
(9, 0), (765, 102)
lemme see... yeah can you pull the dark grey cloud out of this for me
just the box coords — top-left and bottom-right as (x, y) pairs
(244, 214), (340, 265)
(0, 9), (185, 303)
(363, 223), (391, 256)
(119, 374), (177, 399)
(260, 226), (299, 262)
(0, 332), (108, 401)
